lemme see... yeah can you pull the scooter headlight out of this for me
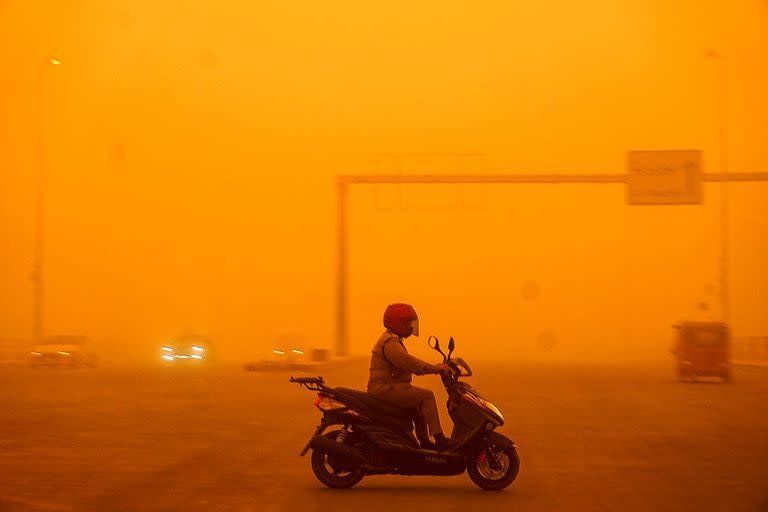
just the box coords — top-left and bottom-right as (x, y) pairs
(484, 401), (504, 423)
(462, 392), (504, 424)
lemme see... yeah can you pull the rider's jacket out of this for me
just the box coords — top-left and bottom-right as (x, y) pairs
(367, 331), (431, 393)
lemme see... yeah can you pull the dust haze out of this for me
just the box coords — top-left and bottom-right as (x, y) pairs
(1, 1), (767, 510)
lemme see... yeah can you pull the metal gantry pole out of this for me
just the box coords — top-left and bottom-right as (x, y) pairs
(335, 180), (348, 357)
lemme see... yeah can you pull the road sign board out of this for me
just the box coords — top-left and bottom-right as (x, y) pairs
(627, 150), (702, 205)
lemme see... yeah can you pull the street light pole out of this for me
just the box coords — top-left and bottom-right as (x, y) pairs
(704, 50), (730, 326)
(32, 57), (60, 344)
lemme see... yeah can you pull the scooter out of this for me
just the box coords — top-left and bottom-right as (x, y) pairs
(289, 336), (520, 490)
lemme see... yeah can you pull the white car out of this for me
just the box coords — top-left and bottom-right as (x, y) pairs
(160, 335), (211, 364)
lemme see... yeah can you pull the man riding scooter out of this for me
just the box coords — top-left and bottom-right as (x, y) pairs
(367, 303), (454, 450)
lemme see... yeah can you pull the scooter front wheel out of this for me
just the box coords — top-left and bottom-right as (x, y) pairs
(467, 432), (520, 490)
(310, 431), (364, 489)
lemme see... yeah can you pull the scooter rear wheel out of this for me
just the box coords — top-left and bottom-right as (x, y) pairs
(467, 432), (520, 491)
(310, 431), (364, 489)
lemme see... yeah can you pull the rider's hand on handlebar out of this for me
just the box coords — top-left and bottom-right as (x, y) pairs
(425, 363), (455, 377)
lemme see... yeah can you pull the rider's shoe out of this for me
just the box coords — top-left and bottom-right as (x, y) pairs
(419, 438), (437, 450)
(433, 433), (451, 451)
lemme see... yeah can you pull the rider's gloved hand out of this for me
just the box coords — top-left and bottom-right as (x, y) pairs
(424, 363), (445, 375)
(424, 363), (455, 376)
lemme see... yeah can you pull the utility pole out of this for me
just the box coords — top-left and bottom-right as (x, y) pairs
(32, 57), (60, 344)
(704, 49), (730, 326)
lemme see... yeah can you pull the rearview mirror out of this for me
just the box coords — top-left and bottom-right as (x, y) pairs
(447, 337), (455, 360)
(427, 336), (447, 362)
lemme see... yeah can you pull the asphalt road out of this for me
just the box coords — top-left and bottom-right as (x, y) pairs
(1, 360), (767, 512)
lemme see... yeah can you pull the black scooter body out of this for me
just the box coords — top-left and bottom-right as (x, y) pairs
(308, 420), (467, 476)
(290, 336), (518, 488)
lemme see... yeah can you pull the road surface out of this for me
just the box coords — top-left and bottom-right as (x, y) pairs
(1, 360), (766, 511)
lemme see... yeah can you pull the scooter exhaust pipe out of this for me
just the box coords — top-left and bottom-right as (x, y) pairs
(309, 435), (366, 466)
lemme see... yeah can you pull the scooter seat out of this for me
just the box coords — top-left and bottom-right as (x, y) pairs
(334, 388), (419, 420)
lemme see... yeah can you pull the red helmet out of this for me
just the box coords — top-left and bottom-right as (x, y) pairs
(383, 303), (419, 338)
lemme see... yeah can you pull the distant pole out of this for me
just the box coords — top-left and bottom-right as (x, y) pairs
(719, 57), (730, 326)
(705, 50), (729, 325)
(32, 57), (59, 344)
(336, 180), (348, 357)
(33, 62), (47, 345)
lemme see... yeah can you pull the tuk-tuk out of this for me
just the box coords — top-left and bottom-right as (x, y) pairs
(672, 322), (731, 382)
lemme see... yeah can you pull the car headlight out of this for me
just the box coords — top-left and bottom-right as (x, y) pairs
(192, 346), (204, 352)
(161, 346), (173, 352)
(162, 355), (174, 361)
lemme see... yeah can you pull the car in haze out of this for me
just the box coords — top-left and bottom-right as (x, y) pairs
(29, 335), (97, 368)
(160, 334), (211, 365)
(272, 346), (306, 362)
(244, 344), (330, 371)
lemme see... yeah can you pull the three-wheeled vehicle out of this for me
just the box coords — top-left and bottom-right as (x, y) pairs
(672, 321), (731, 383)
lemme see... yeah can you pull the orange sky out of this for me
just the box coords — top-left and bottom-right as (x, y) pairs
(1, 1), (766, 362)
